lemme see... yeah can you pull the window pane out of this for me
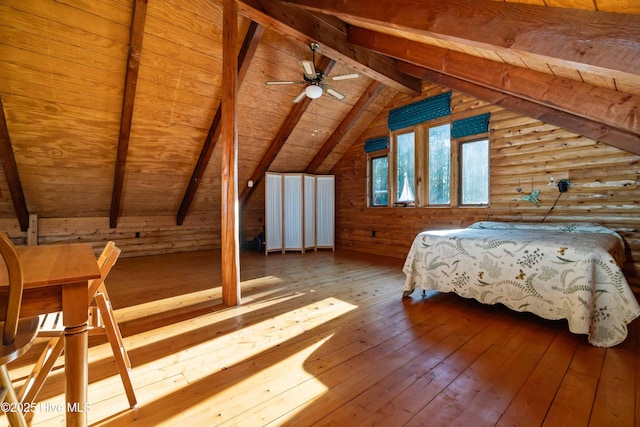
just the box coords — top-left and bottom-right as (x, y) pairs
(461, 139), (489, 204)
(428, 124), (451, 204)
(371, 156), (388, 206)
(396, 132), (415, 203)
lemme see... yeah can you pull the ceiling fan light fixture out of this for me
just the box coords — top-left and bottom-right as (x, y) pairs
(305, 84), (323, 99)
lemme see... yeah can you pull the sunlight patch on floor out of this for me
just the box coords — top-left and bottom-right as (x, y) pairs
(169, 335), (335, 426)
(127, 297), (356, 425)
(178, 297), (358, 384)
(113, 275), (286, 324)
(9, 292), (358, 426)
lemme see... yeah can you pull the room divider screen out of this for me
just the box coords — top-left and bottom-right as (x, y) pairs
(265, 172), (334, 254)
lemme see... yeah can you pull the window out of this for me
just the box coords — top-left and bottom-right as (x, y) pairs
(460, 139), (489, 205)
(370, 155), (388, 206)
(427, 123), (451, 205)
(365, 136), (390, 207)
(395, 131), (415, 204)
(370, 93), (490, 209)
(381, 122), (489, 209)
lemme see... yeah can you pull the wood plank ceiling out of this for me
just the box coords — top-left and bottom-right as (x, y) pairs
(0, 0), (638, 231)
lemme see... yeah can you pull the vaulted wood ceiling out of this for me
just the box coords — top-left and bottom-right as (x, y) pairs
(0, 0), (638, 231)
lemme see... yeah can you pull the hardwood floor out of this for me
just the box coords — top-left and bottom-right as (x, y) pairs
(4, 249), (640, 426)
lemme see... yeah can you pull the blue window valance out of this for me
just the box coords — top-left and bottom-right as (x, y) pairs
(451, 113), (490, 139)
(364, 136), (389, 153)
(388, 92), (451, 131)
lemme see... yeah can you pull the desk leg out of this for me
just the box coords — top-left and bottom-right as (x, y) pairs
(62, 282), (89, 427)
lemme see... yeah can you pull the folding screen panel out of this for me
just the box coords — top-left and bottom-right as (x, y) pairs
(316, 175), (335, 250)
(304, 174), (316, 250)
(265, 173), (334, 254)
(283, 174), (304, 252)
(265, 173), (283, 253)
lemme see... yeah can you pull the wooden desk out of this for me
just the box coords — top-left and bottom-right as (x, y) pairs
(0, 243), (100, 427)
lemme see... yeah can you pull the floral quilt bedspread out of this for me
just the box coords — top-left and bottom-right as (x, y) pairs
(403, 221), (640, 347)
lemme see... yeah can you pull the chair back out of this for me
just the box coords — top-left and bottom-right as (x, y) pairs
(0, 231), (25, 346)
(87, 242), (121, 304)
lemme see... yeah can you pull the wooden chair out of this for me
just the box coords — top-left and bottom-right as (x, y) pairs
(18, 241), (137, 411)
(0, 232), (40, 427)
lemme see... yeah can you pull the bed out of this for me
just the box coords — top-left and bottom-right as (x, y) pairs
(402, 221), (640, 347)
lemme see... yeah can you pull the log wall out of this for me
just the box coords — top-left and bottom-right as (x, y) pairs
(331, 84), (640, 291)
(0, 214), (219, 258)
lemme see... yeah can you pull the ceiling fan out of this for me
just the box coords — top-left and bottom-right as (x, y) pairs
(265, 42), (359, 103)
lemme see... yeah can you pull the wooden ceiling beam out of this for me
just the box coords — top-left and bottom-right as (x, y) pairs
(240, 57), (336, 204)
(283, 0), (640, 80)
(237, 22), (265, 83)
(305, 80), (384, 173)
(177, 22), (264, 226)
(0, 98), (29, 232)
(350, 28), (640, 153)
(109, 0), (147, 229)
(236, 0), (421, 95)
(399, 62), (640, 155)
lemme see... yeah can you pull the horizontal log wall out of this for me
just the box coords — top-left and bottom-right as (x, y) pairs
(332, 84), (640, 292)
(0, 214), (219, 258)
(241, 178), (266, 246)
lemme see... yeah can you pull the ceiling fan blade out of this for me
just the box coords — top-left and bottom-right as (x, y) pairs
(266, 81), (297, 85)
(292, 90), (307, 103)
(331, 73), (359, 81)
(326, 88), (345, 100)
(301, 60), (316, 78)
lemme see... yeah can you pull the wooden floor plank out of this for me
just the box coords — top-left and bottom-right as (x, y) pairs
(590, 317), (638, 426)
(216, 298), (467, 426)
(311, 300), (495, 426)
(277, 299), (495, 426)
(358, 300), (522, 426)
(496, 332), (578, 427)
(542, 345), (606, 426)
(452, 321), (559, 426)
(589, 348), (636, 426)
(1, 249), (637, 427)
(635, 319), (640, 427)
(405, 313), (549, 426)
